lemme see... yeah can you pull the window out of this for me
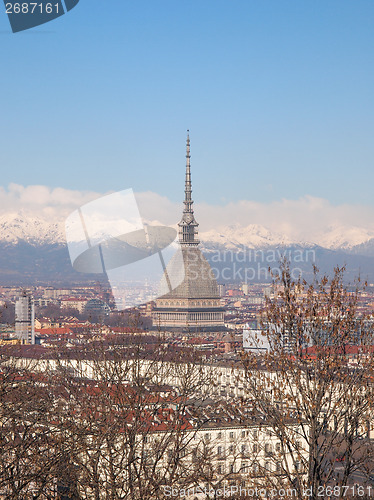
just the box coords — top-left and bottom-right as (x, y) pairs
(217, 432), (222, 439)
(295, 461), (300, 471)
(241, 462), (248, 473)
(229, 431), (234, 440)
(230, 463), (235, 474)
(217, 446), (222, 456)
(229, 445), (234, 454)
(204, 433), (211, 441)
(241, 444), (247, 454)
(217, 464), (224, 474)
(276, 462), (281, 473)
(253, 444), (258, 453)
(265, 443), (272, 455)
(276, 442), (281, 452)
(253, 430), (258, 440)
(241, 430), (246, 438)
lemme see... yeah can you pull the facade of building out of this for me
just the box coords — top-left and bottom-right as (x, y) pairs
(152, 133), (225, 332)
(153, 411), (309, 495)
(60, 297), (88, 314)
(15, 290), (35, 344)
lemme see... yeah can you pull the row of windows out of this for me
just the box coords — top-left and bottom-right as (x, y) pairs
(204, 430), (252, 441)
(159, 312), (220, 321)
(216, 442), (283, 455)
(204, 429), (279, 441)
(159, 300), (217, 307)
(142, 451), (301, 476)
(146, 436), (301, 456)
(217, 461), (285, 475)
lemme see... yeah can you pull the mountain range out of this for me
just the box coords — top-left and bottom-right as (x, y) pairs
(200, 223), (374, 253)
(2, 213), (374, 251)
(1, 213), (374, 284)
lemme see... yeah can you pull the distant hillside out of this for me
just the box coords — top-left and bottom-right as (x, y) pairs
(0, 241), (104, 285)
(0, 213), (373, 285)
(202, 245), (374, 284)
(0, 240), (373, 286)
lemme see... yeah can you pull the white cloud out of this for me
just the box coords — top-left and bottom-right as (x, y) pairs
(194, 196), (374, 243)
(0, 184), (374, 246)
(0, 184), (104, 220)
(137, 192), (374, 245)
(134, 191), (179, 226)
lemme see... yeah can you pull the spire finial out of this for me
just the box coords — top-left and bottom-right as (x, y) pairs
(184, 130), (192, 210)
(178, 131), (199, 246)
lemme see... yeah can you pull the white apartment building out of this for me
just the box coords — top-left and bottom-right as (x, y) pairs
(15, 290), (35, 344)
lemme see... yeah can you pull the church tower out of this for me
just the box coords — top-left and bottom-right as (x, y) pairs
(152, 132), (225, 332)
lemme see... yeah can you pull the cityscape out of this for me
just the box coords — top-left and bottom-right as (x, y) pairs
(1, 1), (374, 499)
(1, 138), (374, 499)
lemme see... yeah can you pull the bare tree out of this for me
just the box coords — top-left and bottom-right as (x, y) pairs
(0, 346), (62, 499)
(241, 261), (374, 499)
(48, 332), (215, 499)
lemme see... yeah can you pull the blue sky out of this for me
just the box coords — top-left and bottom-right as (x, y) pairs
(1, 0), (373, 210)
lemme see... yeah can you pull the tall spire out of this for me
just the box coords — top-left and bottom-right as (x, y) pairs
(178, 131), (199, 246)
(184, 131), (192, 212)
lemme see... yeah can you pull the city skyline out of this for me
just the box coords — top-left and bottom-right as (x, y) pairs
(2, 2), (374, 495)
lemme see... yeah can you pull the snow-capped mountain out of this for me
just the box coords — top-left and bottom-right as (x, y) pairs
(200, 223), (374, 252)
(200, 224), (298, 250)
(316, 225), (374, 250)
(0, 212), (374, 285)
(0, 212), (374, 253)
(0, 212), (65, 245)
